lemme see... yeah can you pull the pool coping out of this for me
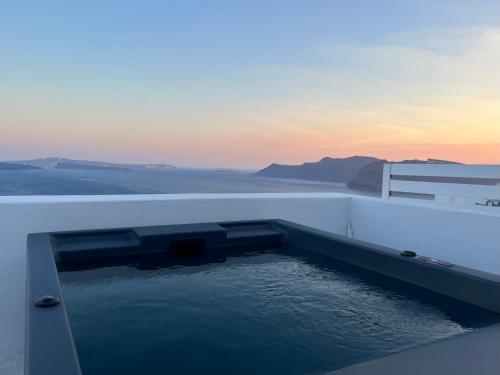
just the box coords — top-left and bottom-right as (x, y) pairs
(25, 219), (500, 375)
(327, 322), (500, 375)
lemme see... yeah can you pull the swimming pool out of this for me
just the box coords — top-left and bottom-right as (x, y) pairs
(26, 220), (500, 375)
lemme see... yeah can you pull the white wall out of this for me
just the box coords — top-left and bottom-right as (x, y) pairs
(350, 197), (500, 275)
(0, 193), (350, 374)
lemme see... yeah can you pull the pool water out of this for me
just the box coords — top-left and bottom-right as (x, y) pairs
(59, 247), (498, 375)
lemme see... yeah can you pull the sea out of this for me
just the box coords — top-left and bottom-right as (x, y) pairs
(0, 168), (375, 196)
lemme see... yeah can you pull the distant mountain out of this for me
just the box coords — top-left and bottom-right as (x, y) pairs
(255, 156), (382, 183)
(0, 162), (42, 170)
(138, 164), (178, 170)
(54, 162), (130, 171)
(347, 159), (461, 193)
(7, 157), (176, 170)
(346, 160), (387, 192)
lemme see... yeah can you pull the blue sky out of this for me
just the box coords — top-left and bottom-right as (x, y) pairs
(3, 1), (499, 79)
(1, 1), (500, 167)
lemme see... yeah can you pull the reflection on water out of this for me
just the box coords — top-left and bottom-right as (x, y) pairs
(60, 247), (499, 375)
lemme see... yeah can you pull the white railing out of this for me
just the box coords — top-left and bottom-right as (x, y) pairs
(382, 163), (500, 206)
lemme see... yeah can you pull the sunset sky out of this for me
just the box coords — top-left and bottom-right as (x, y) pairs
(1, 1), (499, 168)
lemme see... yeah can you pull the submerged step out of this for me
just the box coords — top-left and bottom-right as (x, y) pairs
(221, 221), (286, 247)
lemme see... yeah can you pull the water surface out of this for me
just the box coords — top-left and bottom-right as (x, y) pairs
(60, 248), (497, 375)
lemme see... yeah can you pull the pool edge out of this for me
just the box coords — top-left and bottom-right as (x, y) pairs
(327, 322), (500, 375)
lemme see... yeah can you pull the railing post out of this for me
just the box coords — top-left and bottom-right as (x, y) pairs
(382, 163), (391, 198)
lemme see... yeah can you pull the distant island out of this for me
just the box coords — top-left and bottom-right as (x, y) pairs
(256, 156), (460, 193)
(5, 157), (177, 171)
(54, 162), (130, 171)
(256, 156), (380, 183)
(0, 162), (42, 171)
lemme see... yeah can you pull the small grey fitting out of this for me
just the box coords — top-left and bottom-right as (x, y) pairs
(35, 295), (60, 308)
(400, 250), (417, 257)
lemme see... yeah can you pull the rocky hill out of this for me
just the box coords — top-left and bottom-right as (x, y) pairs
(256, 156), (381, 182)
(346, 160), (387, 192)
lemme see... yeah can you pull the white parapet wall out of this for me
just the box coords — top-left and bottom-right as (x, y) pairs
(350, 197), (500, 275)
(0, 192), (499, 374)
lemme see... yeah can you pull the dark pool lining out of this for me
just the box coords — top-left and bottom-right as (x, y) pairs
(282, 246), (500, 328)
(275, 219), (500, 314)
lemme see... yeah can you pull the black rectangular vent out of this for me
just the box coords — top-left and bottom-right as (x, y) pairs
(169, 239), (205, 257)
